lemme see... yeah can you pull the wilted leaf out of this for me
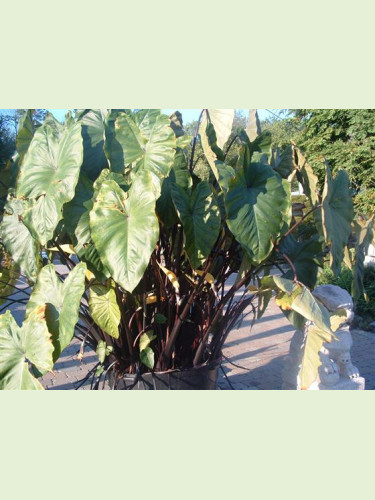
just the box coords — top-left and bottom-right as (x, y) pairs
(157, 263), (180, 294)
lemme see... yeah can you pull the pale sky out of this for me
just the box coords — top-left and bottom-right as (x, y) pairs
(48, 108), (274, 124)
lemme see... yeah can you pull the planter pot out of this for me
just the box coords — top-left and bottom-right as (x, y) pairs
(109, 359), (221, 390)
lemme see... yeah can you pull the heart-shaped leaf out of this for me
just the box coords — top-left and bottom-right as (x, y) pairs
(0, 310), (54, 390)
(105, 110), (176, 195)
(90, 174), (159, 292)
(322, 165), (354, 274)
(225, 162), (291, 264)
(26, 263), (86, 361)
(76, 109), (109, 181)
(16, 120), (83, 245)
(89, 281), (121, 339)
(171, 181), (221, 268)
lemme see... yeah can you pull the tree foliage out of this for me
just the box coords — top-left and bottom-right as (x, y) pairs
(292, 109), (375, 216)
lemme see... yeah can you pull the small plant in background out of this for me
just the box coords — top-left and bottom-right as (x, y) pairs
(0, 109), (363, 390)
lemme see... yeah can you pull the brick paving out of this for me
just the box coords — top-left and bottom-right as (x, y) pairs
(3, 274), (374, 390)
(218, 298), (295, 390)
(40, 340), (97, 390)
(39, 297), (375, 391)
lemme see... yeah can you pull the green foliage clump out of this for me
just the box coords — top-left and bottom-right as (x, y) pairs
(0, 114), (15, 167)
(292, 109), (375, 217)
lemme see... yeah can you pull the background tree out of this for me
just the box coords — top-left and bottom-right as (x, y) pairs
(291, 109), (375, 216)
(0, 110), (47, 210)
(0, 114), (16, 168)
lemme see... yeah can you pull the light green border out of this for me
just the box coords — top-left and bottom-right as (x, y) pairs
(1, 1), (374, 498)
(1, 392), (374, 499)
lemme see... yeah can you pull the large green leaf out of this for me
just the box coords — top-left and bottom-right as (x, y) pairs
(294, 147), (319, 207)
(108, 112), (146, 170)
(273, 276), (332, 335)
(156, 149), (192, 228)
(105, 111), (176, 195)
(272, 145), (294, 179)
(322, 166), (354, 275)
(76, 109), (109, 181)
(238, 129), (272, 165)
(202, 109), (234, 150)
(246, 109), (261, 142)
(0, 310), (54, 390)
(299, 311), (345, 389)
(89, 281), (121, 339)
(0, 198), (41, 282)
(214, 161), (236, 193)
(171, 181), (221, 268)
(25, 263), (87, 361)
(225, 163), (291, 264)
(90, 174), (159, 293)
(63, 174), (109, 281)
(299, 324), (331, 390)
(64, 174), (95, 256)
(279, 234), (323, 288)
(200, 109), (234, 180)
(16, 121), (84, 245)
(132, 109), (162, 137)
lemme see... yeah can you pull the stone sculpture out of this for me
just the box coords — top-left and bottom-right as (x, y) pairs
(282, 284), (365, 390)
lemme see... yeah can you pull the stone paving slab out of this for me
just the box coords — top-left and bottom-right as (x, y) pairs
(39, 296), (374, 390)
(3, 275), (374, 390)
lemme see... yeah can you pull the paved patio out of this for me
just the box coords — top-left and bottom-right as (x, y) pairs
(36, 296), (374, 391)
(3, 269), (374, 390)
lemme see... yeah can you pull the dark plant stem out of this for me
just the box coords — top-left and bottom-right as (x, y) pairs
(160, 259), (212, 369)
(280, 204), (322, 241)
(282, 253), (298, 282)
(224, 135), (238, 159)
(193, 267), (258, 365)
(53, 242), (76, 271)
(0, 279), (31, 296)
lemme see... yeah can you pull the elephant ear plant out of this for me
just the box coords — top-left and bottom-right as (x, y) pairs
(0, 109), (357, 390)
